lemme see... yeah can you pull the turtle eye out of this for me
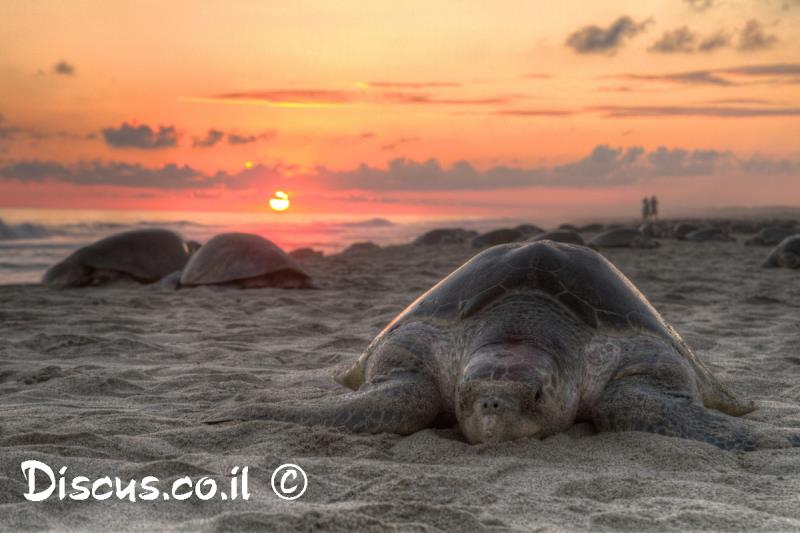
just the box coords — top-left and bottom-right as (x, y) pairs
(534, 387), (543, 402)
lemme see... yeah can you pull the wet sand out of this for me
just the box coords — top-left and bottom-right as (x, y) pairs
(1, 238), (800, 531)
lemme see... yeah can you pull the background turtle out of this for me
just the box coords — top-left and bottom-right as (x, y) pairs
(763, 235), (800, 268)
(672, 223), (699, 240)
(179, 232), (312, 289)
(684, 227), (734, 242)
(578, 223), (604, 233)
(471, 228), (526, 248)
(513, 224), (544, 238)
(205, 241), (798, 450)
(746, 226), (797, 246)
(588, 227), (658, 249)
(530, 229), (584, 245)
(42, 228), (193, 288)
(414, 228), (478, 246)
(558, 223), (580, 232)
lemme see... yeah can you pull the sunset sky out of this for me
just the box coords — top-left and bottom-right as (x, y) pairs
(1, 0), (799, 220)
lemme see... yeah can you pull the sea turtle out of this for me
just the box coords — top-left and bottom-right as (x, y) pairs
(472, 228), (525, 248)
(42, 229), (194, 288)
(578, 223), (604, 233)
(673, 223), (699, 240)
(531, 230), (585, 245)
(179, 232), (312, 289)
(588, 228), (659, 249)
(342, 241), (381, 255)
(746, 226), (797, 246)
(639, 221), (668, 238)
(763, 235), (800, 268)
(414, 228), (478, 246)
(684, 227), (735, 242)
(289, 247), (324, 260)
(513, 224), (544, 238)
(205, 241), (799, 450)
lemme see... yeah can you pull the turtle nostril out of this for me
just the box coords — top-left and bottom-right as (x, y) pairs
(534, 387), (543, 402)
(492, 402), (499, 409)
(482, 401), (489, 409)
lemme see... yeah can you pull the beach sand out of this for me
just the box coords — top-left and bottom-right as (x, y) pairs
(1, 238), (800, 531)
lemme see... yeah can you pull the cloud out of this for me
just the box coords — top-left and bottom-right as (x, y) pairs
(0, 117), (89, 142)
(590, 105), (800, 117)
(647, 147), (730, 176)
(565, 16), (650, 55)
(52, 61), (75, 76)
(738, 20), (778, 51)
(0, 161), (207, 188)
(684, 0), (715, 11)
(192, 129), (224, 148)
(227, 133), (258, 145)
(380, 137), (420, 151)
(698, 31), (732, 52)
(212, 90), (353, 106)
(648, 27), (732, 54)
(617, 71), (734, 86)
(642, 21), (778, 56)
(741, 155), (798, 174)
(365, 81), (461, 89)
(649, 27), (697, 53)
(191, 129), (276, 147)
(380, 91), (517, 106)
(724, 63), (800, 76)
(0, 125), (22, 140)
(326, 146), (800, 191)
(227, 131), (276, 145)
(328, 158), (545, 190)
(552, 145), (644, 185)
(2, 147), (797, 193)
(190, 86), (523, 109)
(493, 109), (574, 117)
(102, 122), (178, 149)
(613, 63), (800, 87)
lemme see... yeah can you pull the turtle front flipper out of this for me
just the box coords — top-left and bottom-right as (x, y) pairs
(592, 376), (798, 451)
(203, 372), (441, 436)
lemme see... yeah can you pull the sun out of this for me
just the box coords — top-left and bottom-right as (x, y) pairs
(269, 190), (290, 212)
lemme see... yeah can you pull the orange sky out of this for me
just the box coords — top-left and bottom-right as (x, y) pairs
(1, 0), (798, 219)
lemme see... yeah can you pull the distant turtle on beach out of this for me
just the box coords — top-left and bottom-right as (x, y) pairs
(530, 229), (585, 245)
(684, 227), (735, 242)
(205, 241), (799, 450)
(42, 228), (195, 288)
(763, 235), (800, 268)
(513, 224), (544, 238)
(746, 226), (797, 246)
(289, 247), (324, 261)
(414, 228), (478, 246)
(578, 223), (604, 233)
(588, 228), (659, 249)
(179, 232), (313, 289)
(672, 223), (699, 240)
(472, 228), (526, 248)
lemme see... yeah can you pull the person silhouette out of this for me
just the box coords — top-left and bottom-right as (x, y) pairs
(642, 197), (651, 222)
(650, 196), (658, 221)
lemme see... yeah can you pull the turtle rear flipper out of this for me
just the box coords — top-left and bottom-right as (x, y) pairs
(203, 372), (441, 436)
(592, 375), (794, 451)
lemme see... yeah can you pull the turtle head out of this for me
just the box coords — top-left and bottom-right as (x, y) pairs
(42, 260), (93, 289)
(456, 344), (578, 444)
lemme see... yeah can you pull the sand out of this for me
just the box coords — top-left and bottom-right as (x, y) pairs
(1, 237), (800, 531)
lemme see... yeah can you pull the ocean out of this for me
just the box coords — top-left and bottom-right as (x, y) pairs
(0, 208), (523, 285)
